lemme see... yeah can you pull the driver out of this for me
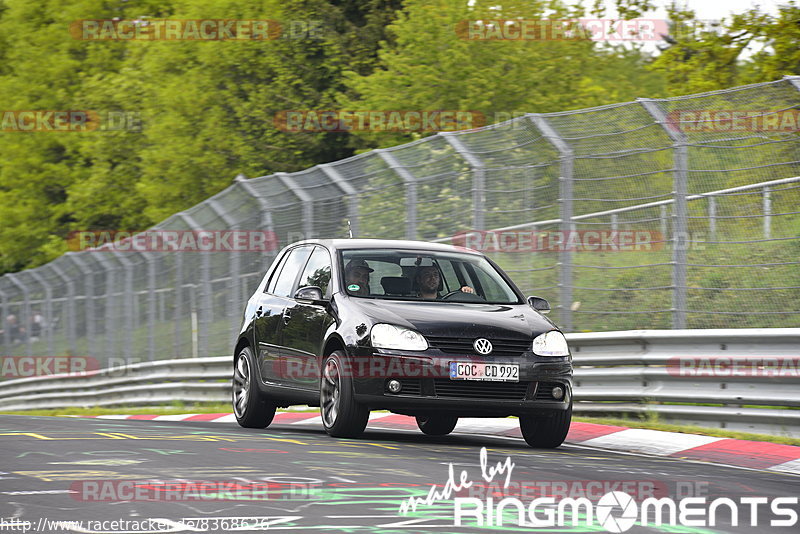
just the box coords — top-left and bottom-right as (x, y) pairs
(415, 266), (473, 299)
(345, 259), (373, 296)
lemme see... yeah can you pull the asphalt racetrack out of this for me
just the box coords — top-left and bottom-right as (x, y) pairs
(0, 414), (797, 533)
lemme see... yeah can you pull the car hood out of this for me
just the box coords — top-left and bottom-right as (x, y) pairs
(349, 298), (557, 339)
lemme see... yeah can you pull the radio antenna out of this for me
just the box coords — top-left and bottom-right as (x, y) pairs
(347, 220), (353, 239)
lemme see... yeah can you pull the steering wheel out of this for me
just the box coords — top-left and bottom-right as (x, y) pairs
(441, 290), (485, 302)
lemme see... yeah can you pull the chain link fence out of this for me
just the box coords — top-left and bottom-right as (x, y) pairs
(1, 78), (799, 366)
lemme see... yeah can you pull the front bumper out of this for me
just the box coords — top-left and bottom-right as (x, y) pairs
(349, 348), (573, 417)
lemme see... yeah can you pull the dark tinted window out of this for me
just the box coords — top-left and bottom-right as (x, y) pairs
(298, 247), (332, 297)
(270, 246), (313, 297)
(265, 250), (290, 293)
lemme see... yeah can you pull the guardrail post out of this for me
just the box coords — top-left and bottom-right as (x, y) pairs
(377, 149), (417, 240)
(66, 254), (95, 359)
(529, 114), (574, 331)
(640, 98), (688, 329)
(441, 133), (485, 231)
(319, 163), (360, 236)
(5, 273), (31, 356)
(763, 186), (771, 239)
(28, 270), (54, 356)
(275, 172), (314, 240)
(49, 264), (78, 356)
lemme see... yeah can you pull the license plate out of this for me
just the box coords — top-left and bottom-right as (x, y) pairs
(449, 362), (519, 382)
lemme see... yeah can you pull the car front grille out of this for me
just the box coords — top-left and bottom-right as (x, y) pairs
(427, 336), (531, 357)
(433, 379), (530, 400)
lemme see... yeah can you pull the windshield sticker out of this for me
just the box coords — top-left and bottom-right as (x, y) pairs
(347, 284), (360, 292)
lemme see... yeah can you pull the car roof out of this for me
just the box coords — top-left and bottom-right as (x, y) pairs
(288, 238), (482, 255)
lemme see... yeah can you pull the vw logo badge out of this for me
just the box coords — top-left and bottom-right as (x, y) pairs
(473, 338), (492, 355)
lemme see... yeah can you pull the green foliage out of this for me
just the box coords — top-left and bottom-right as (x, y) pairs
(651, 1), (800, 95)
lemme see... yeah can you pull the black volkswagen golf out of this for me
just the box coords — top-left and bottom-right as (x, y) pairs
(232, 239), (573, 447)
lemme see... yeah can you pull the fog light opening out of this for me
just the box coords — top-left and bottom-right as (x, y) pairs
(552, 386), (564, 400)
(387, 379), (402, 394)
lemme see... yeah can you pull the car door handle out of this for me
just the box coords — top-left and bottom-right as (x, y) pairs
(282, 309), (292, 324)
(255, 306), (263, 318)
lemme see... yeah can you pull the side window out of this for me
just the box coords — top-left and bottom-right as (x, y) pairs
(270, 246), (313, 297)
(265, 251), (290, 294)
(438, 261), (460, 293)
(298, 247), (332, 297)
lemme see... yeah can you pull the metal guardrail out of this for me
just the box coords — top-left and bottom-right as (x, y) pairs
(1, 329), (798, 437)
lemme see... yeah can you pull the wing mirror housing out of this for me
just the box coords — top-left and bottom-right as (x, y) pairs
(294, 286), (327, 305)
(527, 296), (551, 314)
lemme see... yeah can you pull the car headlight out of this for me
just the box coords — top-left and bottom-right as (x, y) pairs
(532, 330), (569, 357)
(370, 324), (428, 351)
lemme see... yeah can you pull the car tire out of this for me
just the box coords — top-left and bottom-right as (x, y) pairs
(416, 415), (458, 436)
(232, 346), (276, 428)
(320, 351), (369, 438)
(519, 402), (572, 448)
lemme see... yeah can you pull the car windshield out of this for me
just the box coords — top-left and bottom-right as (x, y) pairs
(340, 249), (521, 304)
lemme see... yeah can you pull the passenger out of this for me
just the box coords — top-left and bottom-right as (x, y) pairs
(344, 259), (373, 296)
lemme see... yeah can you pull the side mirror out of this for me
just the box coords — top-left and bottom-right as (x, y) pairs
(294, 286), (326, 304)
(527, 296), (550, 314)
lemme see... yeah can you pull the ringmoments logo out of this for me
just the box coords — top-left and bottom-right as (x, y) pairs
(399, 447), (799, 532)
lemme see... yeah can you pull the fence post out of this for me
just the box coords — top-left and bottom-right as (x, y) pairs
(0, 285), (8, 351)
(376, 149), (417, 240)
(639, 98), (688, 329)
(275, 172), (314, 240)
(5, 273), (31, 356)
(529, 114), (574, 331)
(92, 253), (118, 360)
(48, 264), (78, 356)
(234, 174), (276, 237)
(177, 213), (210, 358)
(143, 252), (157, 362)
(207, 199), (242, 348)
(28, 270), (54, 356)
(708, 196), (716, 241)
(66, 254), (95, 360)
(110, 252), (135, 363)
(763, 186), (771, 239)
(319, 163), (360, 237)
(441, 132), (485, 231)
(173, 252), (184, 358)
